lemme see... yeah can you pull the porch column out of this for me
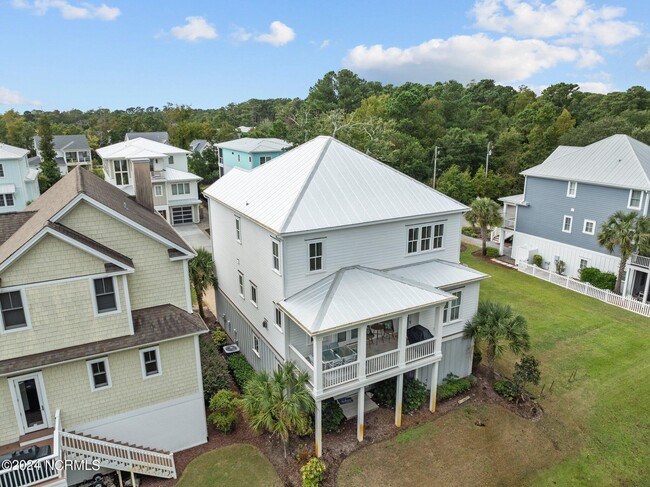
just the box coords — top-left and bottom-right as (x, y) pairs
(643, 271), (650, 304)
(429, 361), (440, 413)
(622, 268), (634, 297)
(499, 228), (505, 256)
(434, 305), (444, 355)
(395, 373), (404, 427)
(313, 335), (323, 393)
(283, 315), (290, 359)
(357, 386), (365, 442)
(358, 325), (367, 380)
(315, 399), (322, 458)
(397, 314), (408, 366)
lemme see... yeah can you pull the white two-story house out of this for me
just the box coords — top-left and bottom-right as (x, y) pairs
(97, 138), (202, 225)
(205, 136), (488, 457)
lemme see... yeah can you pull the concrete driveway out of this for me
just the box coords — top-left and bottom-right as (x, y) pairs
(174, 224), (212, 252)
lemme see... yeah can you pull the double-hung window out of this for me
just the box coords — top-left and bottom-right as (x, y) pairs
(93, 277), (117, 314)
(250, 282), (258, 307)
(407, 223), (444, 254)
(308, 240), (324, 272)
(168, 155), (174, 165)
(0, 194), (14, 207)
(113, 160), (129, 185)
(443, 291), (462, 323)
(0, 290), (28, 331)
(583, 219), (595, 235)
(87, 358), (111, 391)
(628, 189), (643, 210)
(238, 272), (245, 299)
(275, 307), (283, 331)
(567, 181), (577, 198)
(272, 240), (280, 272)
(562, 215), (573, 233)
(235, 216), (241, 243)
(140, 346), (161, 378)
(253, 335), (260, 356)
(0, 164), (4, 177)
(154, 184), (163, 197)
(407, 227), (419, 253)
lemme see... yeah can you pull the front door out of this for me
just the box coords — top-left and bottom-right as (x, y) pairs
(10, 373), (50, 434)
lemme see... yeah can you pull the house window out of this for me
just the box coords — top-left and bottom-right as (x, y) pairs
(420, 225), (432, 251)
(87, 358), (111, 391)
(171, 183), (190, 195)
(249, 156), (252, 162)
(407, 223), (443, 254)
(562, 215), (573, 233)
(351, 328), (358, 340)
(168, 155), (174, 165)
(0, 164), (4, 177)
(93, 277), (117, 314)
(235, 216), (241, 243)
(250, 282), (257, 307)
(79, 151), (91, 162)
(407, 227), (419, 253)
(260, 156), (272, 164)
(583, 219), (596, 235)
(337, 331), (347, 343)
(308, 240), (324, 272)
(275, 307), (283, 331)
(0, 290), (28, 331)
(238, 272), (245, 299)
(567, 181), (577, 198)
(443, 291), (462, 323)
(113, 160), (129, 185)
(272, 240), (280, 272)
(432, 224), (444, 249)
(628, 189), (643, 210)
(579, 258), (589, 270)
(140, 346), (161, 378)
(253, 335), (260, 356)
(0, 194), (14, 207)
(237, 154), (241, 162)
(154, 185), (163, 197)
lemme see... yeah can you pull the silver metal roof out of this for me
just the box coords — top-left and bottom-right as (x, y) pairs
(125, 132), (169, 144)
(97, 137), (190, 159)
(498, 194), (524, 205)
(521, 135), (650, 190)
(278, 266), (454, 334)
(205, 136), (467, 235)
(0, 143), (28, 159)
(215, 137), (291, 153)
(383, 259), (489, 289)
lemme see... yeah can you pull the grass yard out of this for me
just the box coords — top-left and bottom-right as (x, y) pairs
(338, 247), (650, 486)
(174, 444), (282, 487)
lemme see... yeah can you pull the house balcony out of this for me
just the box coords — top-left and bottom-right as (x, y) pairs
(630, 253), (650, 269)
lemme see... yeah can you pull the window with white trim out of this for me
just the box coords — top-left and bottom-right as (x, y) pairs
(443, 291), (462, 323)
(154, 184), (163, 196)
(171, 183), (190, 195)
(260, 156), (272, 164)
(583, 219), (595, 235)
(0, 290), (28, 331)
(0, 194), (14, 207)
(0, 164), (4, 177)
(562, 215), (573, 233)
(275, 307), (283, 331)
(250, 281), (257, 307)
(93, 277), (117, 314)
(168, 155), (174, 165)
(140, 346), (161, 378)
(87, 358), (111, 391)
(235, 216), (241, 243)
(308, 240), (324, 272)
(238, 272), (245, 299)
(65, 151), (78, 163)
(407, 223), (444, 254)
(628, 189), (643, 210)
(272, 240), (280, 272)
(567, 181), (577, 197)
(407, 227), (419, 253)
(253, 335), (260, 356)
(113, 160), (129, 185)
(579, 258), (589, 270)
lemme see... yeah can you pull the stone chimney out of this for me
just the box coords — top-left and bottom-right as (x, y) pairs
(131, 158), (154, 211)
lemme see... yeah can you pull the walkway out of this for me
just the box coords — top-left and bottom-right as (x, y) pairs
(175, 223), (212, 252)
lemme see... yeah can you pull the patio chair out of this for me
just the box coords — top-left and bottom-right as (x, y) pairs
(366, 327), (375, 345)
(383, 322), (396, 341)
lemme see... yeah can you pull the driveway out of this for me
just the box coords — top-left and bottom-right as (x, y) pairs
(175, 223), (212, 252)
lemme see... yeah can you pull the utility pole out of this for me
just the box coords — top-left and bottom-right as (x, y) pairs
(485, 141), (492, 176)
(432, 146), (439, 188)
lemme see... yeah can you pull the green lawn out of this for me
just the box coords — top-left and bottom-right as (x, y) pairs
(339, 247), (650, 486)
(175, 444), (282, 487)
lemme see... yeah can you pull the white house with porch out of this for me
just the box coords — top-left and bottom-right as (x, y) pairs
(205, 136), (488, 457)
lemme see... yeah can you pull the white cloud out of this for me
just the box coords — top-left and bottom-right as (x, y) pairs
(255, 21), (295, 46)
(343, 34), (578, 85)
(230, 26), (252, 42)
(576, 48), (604, 68)
(0, 87), (40, 106)
(12, 0), (120, 20)
(320, 39), (330, 49)
(637, 48), (650, 71)
(170, 16), (218, 42)
(472, 0), (640, 46)
(577, 81), (614, 94)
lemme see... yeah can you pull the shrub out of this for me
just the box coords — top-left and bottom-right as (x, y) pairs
(372, 377), (428, 413)
(301, 457), (326, 487)
(555, 259), (566, 275)
(513, 355), (541, 399)
(226, 353), (256, 390)
(485, 247), (499, 258)
(437, 373), (473, 401)
(322, 398), (345, 433)
(208, 389), (238, 433)
(532, 254), (543, 267)
(461, 226), (477, 237)
(494, 379), (519, 401)
(579, 266), (616, 290)
(200, 334), (232, 404)
(472, 347), (482, 371)
(212, 329), (228, 348)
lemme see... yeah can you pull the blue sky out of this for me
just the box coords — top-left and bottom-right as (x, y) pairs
(1, 0), (649, 112)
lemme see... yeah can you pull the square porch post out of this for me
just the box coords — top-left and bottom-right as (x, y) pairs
(358, 325), (367, 380)
(283, 315), (290, 359)
(434, 305), (444, 355)
(499, 228), (505, 256)
(357, 386), (365, 442)
(643, 270), (650, 304)
(429, 361), (439, 412)
(313, 335), (323, 393)
(395, 373), (403, 427)
(397, 314), (408, 365)
(315, 399), (322, 458)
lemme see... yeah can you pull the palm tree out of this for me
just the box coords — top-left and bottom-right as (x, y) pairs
(188, 248), (216, 319)
(597, 211), (650, 294)
(240, 361), (314, 459)
(463, 301), (530, 380)
(466, 197), (502, 256)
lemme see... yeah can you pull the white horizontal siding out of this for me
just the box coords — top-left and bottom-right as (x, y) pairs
(418, 335), (473, 388)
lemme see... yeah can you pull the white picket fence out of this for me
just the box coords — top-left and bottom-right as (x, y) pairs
(518, 261), (650, 318)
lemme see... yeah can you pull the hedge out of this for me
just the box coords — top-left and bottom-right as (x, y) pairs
(199, 334), (233, 404)
(579, 266), (616, 290)
(226, 353), (256, 390)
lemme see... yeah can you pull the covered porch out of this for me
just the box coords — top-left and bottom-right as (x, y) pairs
(624, 254), (650, 304)
(493, 194), (523, 255)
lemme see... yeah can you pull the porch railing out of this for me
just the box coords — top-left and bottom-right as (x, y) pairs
(365, 349), (399, 376)
(503, 217), (516, 229)
(405, 337), (436, 363)
(631, 253), (650, 269)
(289, 345), (314, 385)
(322, 361), (358, 388)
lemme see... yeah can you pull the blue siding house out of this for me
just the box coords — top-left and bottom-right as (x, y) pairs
(0, 143), (40, 213)
(505, 134), (650, 303)
(216, 138), (291, 175)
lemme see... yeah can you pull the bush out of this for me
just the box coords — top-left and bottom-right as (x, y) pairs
(555, 259), (566, 275)
(579, 266), (616, 290)
(208, 389), (238, 433)
(212, 329), (228, 348)
(372, 377), (428, 413)
(472, 347), (482, 371)
(226, 353), (256, 390)
(322, 398), (345, 433)
(301, 457), (326, 487)
(494, 379), (519, 401)
(532, 254), (543, 267)
(513, 355), (541, 397)
(485, 247), (499, 258)
(200, 334), (232, 404)
(437, 373), (473, 401)
(461, 226), (477, 237)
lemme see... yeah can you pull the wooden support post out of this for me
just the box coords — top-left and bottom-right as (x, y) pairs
(357, 386), (365, 442)
(118, 471), (124, 487)
(395, 373), (403, 427)
(130, 470), (136, 486)
(429, 361), (439, 413)
(315, 399), (322, 458)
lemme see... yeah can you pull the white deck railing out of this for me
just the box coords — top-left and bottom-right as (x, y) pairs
(518, 261), (650, 318)
(405, 337), (436, 362)
(289, 345), (314, 384)
(0, 411), (63, 487)
(631, 253), (650, 269)
(365, 349), (399, 375)
(322, 361), (359, 388)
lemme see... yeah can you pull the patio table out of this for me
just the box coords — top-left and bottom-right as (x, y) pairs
(335, 345), (357, 363)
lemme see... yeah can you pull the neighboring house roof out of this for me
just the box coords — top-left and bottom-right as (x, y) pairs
(125, 131), (169, 144)
(28, 155), (66, 168)
(159, 167), (202, 182)
(278, 266), (454, 334)
(216, 137), (291, 153)
(0, 304), (208, 376)
(0, 212), (35, 246)
(521, 134), (650, 190)
(383, 259), (489, 289)
(190, 139), (209, 152)
(96, 137), (190, 159)
(34, 134), (91, 152)
(498, 194), (524, 205)
(237, 126), (253, 133)
(0, 167), (193, 267)
(0, 143), (29, 159)
(205, 136), (468, 235)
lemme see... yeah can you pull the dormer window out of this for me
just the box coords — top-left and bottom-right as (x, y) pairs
(567, 181), (577, 198)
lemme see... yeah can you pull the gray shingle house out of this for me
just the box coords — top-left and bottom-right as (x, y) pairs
(32, 134), (92, 175)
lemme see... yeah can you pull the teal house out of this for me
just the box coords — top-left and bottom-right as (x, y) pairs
(216, 138), (291, 176)
(0, 143), (40, 213)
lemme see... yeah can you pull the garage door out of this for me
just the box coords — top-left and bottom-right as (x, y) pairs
(172, 206), (193, 225)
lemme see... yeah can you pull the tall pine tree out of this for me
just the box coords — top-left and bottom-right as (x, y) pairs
(37, 116), (62, 193)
